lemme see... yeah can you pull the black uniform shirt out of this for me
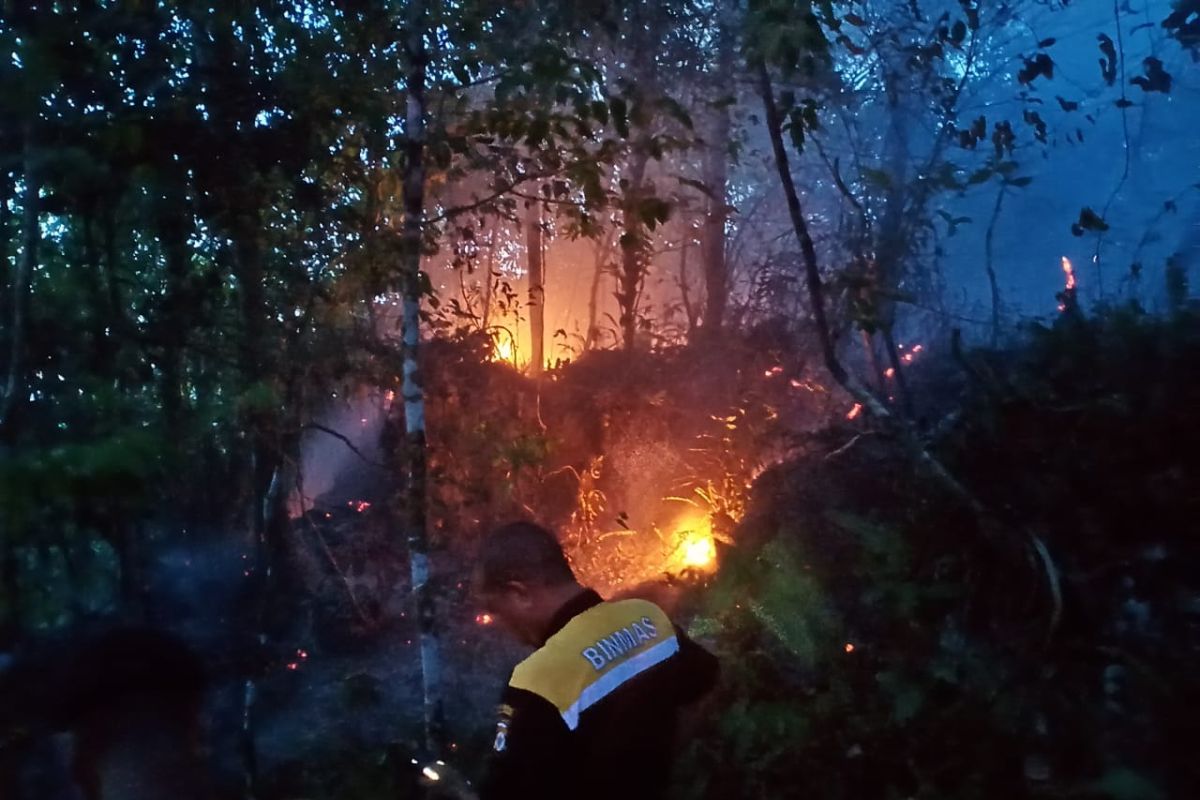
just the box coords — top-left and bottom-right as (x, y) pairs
(480, 590), (718, 800)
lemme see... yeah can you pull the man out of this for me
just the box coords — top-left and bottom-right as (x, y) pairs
(474, 521), (718, 800)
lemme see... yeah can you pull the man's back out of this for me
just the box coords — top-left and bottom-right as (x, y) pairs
(481, 590), (718, 800)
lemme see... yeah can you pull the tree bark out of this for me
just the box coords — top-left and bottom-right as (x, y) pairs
(584, 236), (607, 351)
(0, 124), (37, 437)
(482, 222), (495, 334)
(678, 225), (699, 339)
(984, 183), (1005, 347)
(700, 14), (733, 336)
(158, 197), (191, 438)
(400, 0), (443, 754)
(526, 203), (545, 375)
(618, 150), (649, 352)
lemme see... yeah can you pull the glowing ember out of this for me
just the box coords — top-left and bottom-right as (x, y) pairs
(349, 500), (371, 513)
(764, 365), (784, 378)
(844, 642), (855, 653)
(846, 403), (863, 420)
(884, 367), (895, 378)
(476, 613), (494, 625)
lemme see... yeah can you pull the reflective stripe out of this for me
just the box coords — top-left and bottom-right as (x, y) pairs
(559, 635), (680, 730)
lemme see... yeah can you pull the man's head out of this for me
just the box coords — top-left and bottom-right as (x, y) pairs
(474, 521), (583, 647)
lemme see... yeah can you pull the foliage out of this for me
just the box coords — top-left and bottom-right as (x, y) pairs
(675, 305), (1200, 799)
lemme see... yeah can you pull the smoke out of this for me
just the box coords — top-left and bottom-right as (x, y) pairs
(292, 389), (392, 515)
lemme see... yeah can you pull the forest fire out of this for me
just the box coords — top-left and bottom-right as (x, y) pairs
(489, 331), (519, 365)
(1058, 256), (1077, 312)
(1062, 256), (1076, 291)
(666, 513), (720, 575)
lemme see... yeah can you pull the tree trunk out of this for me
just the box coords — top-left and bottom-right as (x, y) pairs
(482, 223), (495, 333)
(0, 124), (37, 437)
(618, 150), (649, 352)
(159, 202), (190, 439)
(678, 225), (699, 339)
(984, 183), (1005, 347)
(700, 14), (733, 335)
(585, 237), (607, 351)
(526, 204), (545, 375)
(400, 1), (443, 754)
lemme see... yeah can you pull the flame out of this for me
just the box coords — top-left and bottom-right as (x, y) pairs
(476, 612), (494, 625)
(682, 533), (717, 569)
(668, 514), (719, 574)
(884, 367), (895, 378)
(846, 403), (863, 420)
(349, 500), (371, 513)
(1061, 256), (1076, 291)
(844, 642), (855, 653)
(492, 336), (514, 363)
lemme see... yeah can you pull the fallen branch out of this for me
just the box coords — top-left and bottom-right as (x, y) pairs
(303, 423), (386, 468)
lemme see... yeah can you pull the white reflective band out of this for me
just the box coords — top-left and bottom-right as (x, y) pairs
(560, 635), (680, 730)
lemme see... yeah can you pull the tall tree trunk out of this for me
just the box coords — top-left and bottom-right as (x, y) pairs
(585, 237), (606, 351)
(618, 150), (649, 352)
(0, 540), (19, 645)
(0, 125), (37, 438)
(482, 223), (495, 333)
(700, 13), (733, 335)
(159, 202), (190, 439)
(526, 204), (545, 375)
(984, 183), (1005, 347)
(678, 225), (699, 339)
(400, 1), (443, 754)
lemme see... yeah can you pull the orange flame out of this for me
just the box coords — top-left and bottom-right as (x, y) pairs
(846, 403), (863, 420)
(668, 514), (719, 574)
(681, 533), (717, 569)
(1061, 256), (1076, 291)
(476, 613), (494, 626)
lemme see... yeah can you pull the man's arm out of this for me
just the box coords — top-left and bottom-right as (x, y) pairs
(479, 686), (572, 800)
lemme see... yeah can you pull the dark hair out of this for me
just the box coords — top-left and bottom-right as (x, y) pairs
(478, 521), (576, 590)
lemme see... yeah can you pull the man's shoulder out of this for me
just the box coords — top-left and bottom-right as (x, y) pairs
(509, 598), (679, 729)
